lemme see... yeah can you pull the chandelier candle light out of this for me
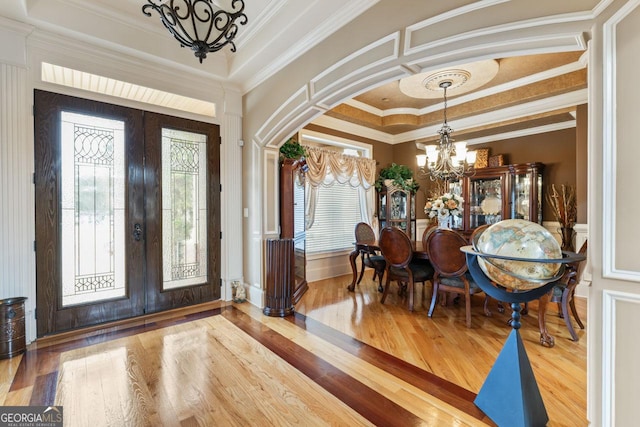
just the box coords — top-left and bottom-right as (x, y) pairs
(142, 0), (248, 63)
(416, 81), (477, 181)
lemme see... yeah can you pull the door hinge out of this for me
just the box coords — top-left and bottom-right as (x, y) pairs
(219, 136), (222, 145)
(33, 240), (36, 252)
(220, 231), (222, 239)
(220, 278), (222, 288)
(32, 104), (35, 116)
(34, 308), (37, 319)
(32, 173), (35, 184)
(220, 184), (222, 192)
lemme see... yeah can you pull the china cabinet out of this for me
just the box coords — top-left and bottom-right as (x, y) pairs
(447, 162), (544, 234)
(377, 184), (416, 240)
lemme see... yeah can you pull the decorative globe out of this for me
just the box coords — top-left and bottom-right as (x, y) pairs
(475, 219), (562, 291)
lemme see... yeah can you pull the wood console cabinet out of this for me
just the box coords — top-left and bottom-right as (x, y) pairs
(280, 158), (307, 303)
(448, 162), (544, 234)
(377, 184), (416, 240)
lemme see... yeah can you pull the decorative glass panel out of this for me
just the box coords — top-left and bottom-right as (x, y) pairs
(162, 128), (208, 290)
(513, 174), (531, 221)
(469, 177), (502, 228)
(60, 112), (126, 306)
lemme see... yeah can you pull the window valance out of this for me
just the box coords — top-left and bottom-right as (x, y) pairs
(304, 146), (376, 189)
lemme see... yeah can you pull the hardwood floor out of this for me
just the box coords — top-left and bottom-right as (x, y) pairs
(0, 273), (586, 426)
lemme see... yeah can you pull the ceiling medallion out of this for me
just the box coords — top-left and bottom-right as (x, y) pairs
(398, 59), (500, 99)
(142, 0), (248, 63)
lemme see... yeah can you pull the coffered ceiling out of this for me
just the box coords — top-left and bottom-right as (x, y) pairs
(313, 50), (587, 145)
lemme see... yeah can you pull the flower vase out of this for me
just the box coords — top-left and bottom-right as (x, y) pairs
(438, 215), (452, 229)
(559, 226), (575, 252)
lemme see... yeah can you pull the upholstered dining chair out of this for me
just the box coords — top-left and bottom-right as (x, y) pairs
(425, 228), (491, 328)
(550, 239), (588, 341)
(354, 222), (386, 292)
(378, 226), (434, 312)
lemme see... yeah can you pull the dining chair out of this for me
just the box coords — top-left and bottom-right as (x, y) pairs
(426, 228), (491, 328)
(378, 226), (434, 311)
(470, 224), (507, 314)
(354, 222), (386, 292)
(421, 223), (438, 249)
(550, 239), (588, 341)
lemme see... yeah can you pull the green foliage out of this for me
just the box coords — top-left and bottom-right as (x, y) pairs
(375, 163), (420, 192)
(279, 137), (307, 160)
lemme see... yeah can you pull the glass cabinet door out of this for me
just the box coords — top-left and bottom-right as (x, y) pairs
(512, 173), (531, 221)
(377, 187), (416, 240)
(469, 176), (504, 228)
(511, 163), (544, 224)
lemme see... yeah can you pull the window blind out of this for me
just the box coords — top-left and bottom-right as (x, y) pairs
(306, 183), (362, 254)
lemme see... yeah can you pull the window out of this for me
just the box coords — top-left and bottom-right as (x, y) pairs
(306, 183), (363, 253)
(300, 130), (374, 255)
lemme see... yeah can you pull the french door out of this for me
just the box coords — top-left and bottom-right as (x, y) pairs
(34, 90), (220, 337)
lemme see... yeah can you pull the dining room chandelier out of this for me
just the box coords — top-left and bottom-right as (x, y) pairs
(142, 0), (248, 63)
(416, 81), (477, 181)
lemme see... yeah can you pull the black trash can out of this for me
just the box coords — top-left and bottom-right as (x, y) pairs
(0, 297), (27, 359)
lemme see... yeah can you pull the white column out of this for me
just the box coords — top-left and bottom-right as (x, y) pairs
(0, 62), (36, 343)
(220, 94), (244, 301)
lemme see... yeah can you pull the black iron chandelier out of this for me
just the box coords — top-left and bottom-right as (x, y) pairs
(142, 0), (248, 63)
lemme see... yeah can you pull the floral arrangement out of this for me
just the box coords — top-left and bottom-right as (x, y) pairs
(425, 193), (464, 219)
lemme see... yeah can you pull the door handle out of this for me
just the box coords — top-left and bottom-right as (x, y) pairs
(133, 223), (143, 241)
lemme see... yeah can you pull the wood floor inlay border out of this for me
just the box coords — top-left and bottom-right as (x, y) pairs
(285, 310), (490, 422)
(222, 306), (427, 426)
(8, 304), (493, 425)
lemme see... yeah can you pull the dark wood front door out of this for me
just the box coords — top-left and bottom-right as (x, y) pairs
(34, 90), (220, 337)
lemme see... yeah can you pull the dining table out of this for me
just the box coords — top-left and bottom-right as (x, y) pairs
(345, 236), (559, 347)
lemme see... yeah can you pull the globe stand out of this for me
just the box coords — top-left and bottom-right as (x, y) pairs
(462, 248), (585, 427)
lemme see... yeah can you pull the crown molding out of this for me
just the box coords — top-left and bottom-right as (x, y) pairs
(462, 121), (576, 145)
(315, 89), (586, 145)
(344, 58), (586, 117)
(311, 115), (396, 144)
(396, 89), (586, 141)
(416, 121), (576, 147)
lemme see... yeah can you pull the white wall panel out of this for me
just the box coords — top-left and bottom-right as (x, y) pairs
(0, 63), (36, 343)
(603, 0), (640, 281)
(220, 112), (244, 301)
(602, 290), (640, 426)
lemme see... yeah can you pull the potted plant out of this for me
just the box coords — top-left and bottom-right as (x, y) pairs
(279, 136), (307, 161)
(375, 163), (420, 192)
